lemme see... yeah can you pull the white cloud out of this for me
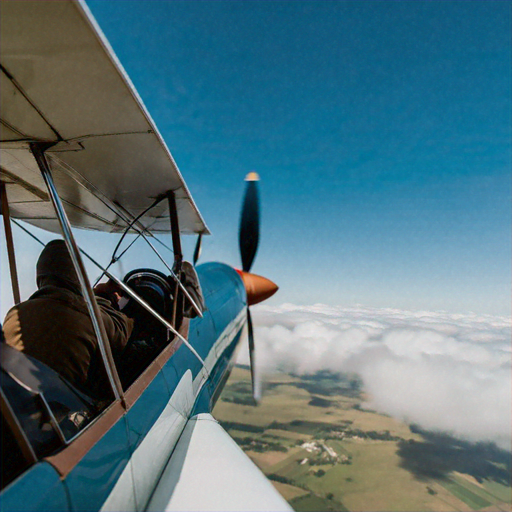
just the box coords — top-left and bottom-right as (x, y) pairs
(244, 304), (512, 450)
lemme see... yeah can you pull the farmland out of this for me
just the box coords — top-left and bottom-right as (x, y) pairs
(213, 366), (512, 512)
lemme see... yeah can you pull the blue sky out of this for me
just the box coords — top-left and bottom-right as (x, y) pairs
(66, 1), (512, 315)
(2, 1), (510, 316)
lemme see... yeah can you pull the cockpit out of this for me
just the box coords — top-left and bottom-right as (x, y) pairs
(1, 264), (205, 490)
(118, 268), (184, 388)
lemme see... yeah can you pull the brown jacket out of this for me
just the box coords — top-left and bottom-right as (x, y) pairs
(3, 284), (133, 398)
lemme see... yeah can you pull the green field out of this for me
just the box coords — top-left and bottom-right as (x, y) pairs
(439, 478), (491, 510)
(290, 493), (349, 512)
(213, 367), (512, 512)
(482, 478), (512, 503)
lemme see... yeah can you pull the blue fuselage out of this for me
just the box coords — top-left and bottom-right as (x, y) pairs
(1, 262), (247, 512)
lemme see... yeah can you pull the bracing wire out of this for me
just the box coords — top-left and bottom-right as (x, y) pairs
(109, 195), (166, 265)
(12, 191), (204, 318)
(93, 233), (141, 286)
(10, 219), (206, 367)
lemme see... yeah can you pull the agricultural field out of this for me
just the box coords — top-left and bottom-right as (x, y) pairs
(213, 366), (512, 512)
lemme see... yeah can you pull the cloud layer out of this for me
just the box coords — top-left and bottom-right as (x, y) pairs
(246, 304), (511, 450)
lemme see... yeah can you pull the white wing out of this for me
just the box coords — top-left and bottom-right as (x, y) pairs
(0, 0), (208, 235)
(146, 414), (293, 512)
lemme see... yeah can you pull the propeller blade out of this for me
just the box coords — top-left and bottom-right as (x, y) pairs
(239, 172), (260, 273)
(193, 233), (202, 266)
(247, 307), (258, 403)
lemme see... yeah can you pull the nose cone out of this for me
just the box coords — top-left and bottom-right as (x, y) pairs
(237, 270), (278, 306)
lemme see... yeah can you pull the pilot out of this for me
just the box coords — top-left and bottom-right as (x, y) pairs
(2, 239), (133, 400)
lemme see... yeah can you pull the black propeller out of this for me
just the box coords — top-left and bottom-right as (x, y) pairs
(238, 172), (260, 402)
(239, 173), (260, 273)
(196, 172), (275, 403)
(247, 307), (256, 400)
(193, 233), (202, 266)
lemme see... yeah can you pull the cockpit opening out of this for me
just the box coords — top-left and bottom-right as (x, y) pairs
(117, 268), (181, 388)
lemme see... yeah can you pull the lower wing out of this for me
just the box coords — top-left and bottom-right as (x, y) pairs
(146, 413), (292, 512)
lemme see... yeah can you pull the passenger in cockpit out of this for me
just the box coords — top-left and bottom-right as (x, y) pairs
(2, 240), (133, 400)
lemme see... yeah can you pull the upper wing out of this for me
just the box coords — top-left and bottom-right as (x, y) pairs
(0, 0), (209, 235)
(146, 413), (293, 512)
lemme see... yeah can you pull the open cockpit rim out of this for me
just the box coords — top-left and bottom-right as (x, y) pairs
(42, 317), (189, 479)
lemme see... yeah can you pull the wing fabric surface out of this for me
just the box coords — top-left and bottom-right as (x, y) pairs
(0, 0), (208, 235)
(146, 414), (293, 512)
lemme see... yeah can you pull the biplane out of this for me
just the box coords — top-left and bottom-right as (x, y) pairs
(0, 1), (289, 510)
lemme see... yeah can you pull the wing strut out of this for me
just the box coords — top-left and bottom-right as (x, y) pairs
(168, 190), (183, 328)
(29, 142), (125, 407)
(167, 191), (183, 265)
(1, 182), (21, 304)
